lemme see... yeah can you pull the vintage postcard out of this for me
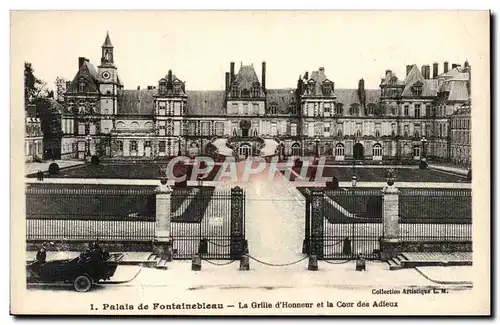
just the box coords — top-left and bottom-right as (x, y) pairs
(10, 10), (490, 315)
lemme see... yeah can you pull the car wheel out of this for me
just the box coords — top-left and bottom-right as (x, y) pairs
(73, 275), (93, 292)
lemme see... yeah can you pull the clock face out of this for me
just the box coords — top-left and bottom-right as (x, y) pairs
(101, 71), (111, 80)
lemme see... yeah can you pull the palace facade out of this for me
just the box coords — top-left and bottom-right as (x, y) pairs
(59, 32), (472, 164)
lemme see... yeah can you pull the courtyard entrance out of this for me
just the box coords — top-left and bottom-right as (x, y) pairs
(238, 143), (252, 160)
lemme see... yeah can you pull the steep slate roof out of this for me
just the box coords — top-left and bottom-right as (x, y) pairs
(401, 65), (438, 97)
(266, 88), (296, 114)
(303, 68), (334, 96)
(185, 90), (226, 116)
(66, 60), (100, 94)
(335, 89), (380, 107)
(445, 80), (469, 101)
(380, 70), (405, 86)
(117, 89), (155, 115)
(232, 64), (265, 96)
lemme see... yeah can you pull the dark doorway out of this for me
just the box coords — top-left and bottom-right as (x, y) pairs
(353, 143), (364, 160)
(241, 128), (249, 137)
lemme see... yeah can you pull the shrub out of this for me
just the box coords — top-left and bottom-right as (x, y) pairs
(90, 155), (100, 165)
(48, 163), (60, 175)
(419, 160), (428, 169)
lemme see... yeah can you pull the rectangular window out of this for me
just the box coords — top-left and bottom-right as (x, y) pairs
(252, 103), (259, 114)
(215, 122), (224, 136)
(201, 122), (210, 136)
(291, 123), (297, 136)
(425, 105), (431, 117)
(232, 103), (238, 114)
(89, 124), (96, 135)
(414, 104), (421, 118)
(188, 122), (196, 135)
(323, 103), (331, 113)
(130, 141), (138, 152)
(315, 122), (323, 136)
(159, 141), (166, 152)
(271, 122), (277, 136)
(78, 124), (85, 135)
(243, 103), (248, 115)
(78, 141), (85, 151)
(404, 105), (409, 116)
(323, 123), (330, 133)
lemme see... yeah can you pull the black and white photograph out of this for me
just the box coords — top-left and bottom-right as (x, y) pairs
(10, 10), (490, 315)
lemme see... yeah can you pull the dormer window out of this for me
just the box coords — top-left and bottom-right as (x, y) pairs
(412, 81), (423, 96)
(231, 84), (239, 97)
(173, 82), (181, 94)
(322, 82), (332, 96)
(289, 102), (296, 114)
(269, 102), (278, 115)
(349, 103), (360, 116)
(307, 81), (315, 94)
(78, 81), (85, 93)
(159, 80), (167, 94)
(251, 82), (260, 97)
(241, 89), (250, 98)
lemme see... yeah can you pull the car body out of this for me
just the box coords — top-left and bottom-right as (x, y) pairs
(26, 250), (123, 292)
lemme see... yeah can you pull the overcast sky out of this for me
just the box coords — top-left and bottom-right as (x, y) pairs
(12, 11), (485, 91)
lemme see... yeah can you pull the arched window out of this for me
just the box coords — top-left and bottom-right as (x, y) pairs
(366, 103), (377, 116)
(231, 84), (239, 97)
(269, 102), (278, 115)
(145, 122), (153, 129)
(116, 121), (125, 129)
(78, 81), (85, 92)
(335, 143), (345, 160)
(291, 143), (301, 156)
(335, 103), (344, 115)
(372, 143), (383, 160)
(350, 103), (360, 116)
(131, 122), (139, 129)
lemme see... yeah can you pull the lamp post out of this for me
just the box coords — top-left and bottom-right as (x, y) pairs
(85, 134), (92, 161)
(177, 136), (182, 156)
(420, 136), (427, 161)
(314, 137), (320, 158)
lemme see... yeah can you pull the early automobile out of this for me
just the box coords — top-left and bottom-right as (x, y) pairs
(26, 248), (124, 292)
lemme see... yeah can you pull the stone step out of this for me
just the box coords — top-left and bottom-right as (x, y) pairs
(156, 259), (169, 270)
(386, 258), (403, 270)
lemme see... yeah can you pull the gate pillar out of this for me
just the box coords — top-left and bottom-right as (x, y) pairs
(380, 185), (400, 261)
(310, 188), (324, 259)
(230, 186), (245, 260)
(153, 180), (173, 261)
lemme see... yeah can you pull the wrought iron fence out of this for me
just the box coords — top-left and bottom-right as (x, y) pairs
(399, 188), (472, 241)
(26, 184), (157, 241)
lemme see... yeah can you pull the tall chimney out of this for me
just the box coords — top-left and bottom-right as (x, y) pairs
(406, 65), (413, 76)
(422, 65), (430, 79)
(452, 63), (458, 70)
(78, 57), (86, 68)
(304, 71), (309, 80)
(137, 86), (140, 90)
(385, 70), (392, 76)
(433, 62), (439, 78)
(225, 72), (230, 93)
(444, 61), (449, 73)
(167, 70), (173, 90)
(230, 62), (235, 82)
(261, 61), (266, 92)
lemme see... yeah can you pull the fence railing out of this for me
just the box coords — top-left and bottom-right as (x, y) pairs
(398, 188), (472, 241)
(26, 185), (157, 241)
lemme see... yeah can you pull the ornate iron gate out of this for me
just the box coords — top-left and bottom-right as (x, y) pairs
(170, 186), (246, 260)
(303, 188), (383, 260)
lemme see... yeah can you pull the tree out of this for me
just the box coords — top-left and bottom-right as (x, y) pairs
(24, 62), (47, 107)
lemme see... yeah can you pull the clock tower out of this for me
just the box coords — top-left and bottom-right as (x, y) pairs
(98, 31), (121, 150)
